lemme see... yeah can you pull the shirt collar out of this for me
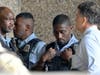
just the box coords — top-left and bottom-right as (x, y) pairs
(0, 34), (10, 43)
(55, 34), (78, 52)
(84, 25), (98, 36)
(18, 33), (37, 47)
(0, 34), (6, 42)
(23, 33), (37, 44)
(0, 34), (11, 47)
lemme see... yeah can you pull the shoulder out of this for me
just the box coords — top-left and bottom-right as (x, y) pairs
(31, 38), (46, 49)
(30, 39), (46, 55)
(29, 38), (45, 45)
(36, 40), (46, 47)
(83, 30), (100, 43)
(81, 30), (100, 52)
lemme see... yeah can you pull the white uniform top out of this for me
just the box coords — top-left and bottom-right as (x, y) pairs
(72, 25), (100, 74)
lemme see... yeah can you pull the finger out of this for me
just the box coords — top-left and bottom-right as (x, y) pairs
(68, 48), (72, 51)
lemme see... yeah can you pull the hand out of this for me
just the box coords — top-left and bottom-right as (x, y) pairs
(60, 48), (72, 60)
(33, 48), (56, 70)
(42, 48), (56, 62)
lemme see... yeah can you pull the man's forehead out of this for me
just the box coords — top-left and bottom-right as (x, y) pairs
(54, 24), (71, 28)
(16, 18), (32, 24)
(0, 8), (14, 18)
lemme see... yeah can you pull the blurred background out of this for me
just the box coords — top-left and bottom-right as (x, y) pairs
(0, 0), (100, 43)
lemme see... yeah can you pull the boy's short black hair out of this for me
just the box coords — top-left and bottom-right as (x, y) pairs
(16, 12), (34, 22)
(53, 14), (71, 27)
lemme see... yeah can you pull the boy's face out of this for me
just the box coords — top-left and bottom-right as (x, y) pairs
(53, 24), (72, 45)
(14, 17), (26, 39)
(0, 8), (14, 34)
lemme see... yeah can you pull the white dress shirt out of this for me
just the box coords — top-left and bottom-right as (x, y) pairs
(72, 25), (100, 74)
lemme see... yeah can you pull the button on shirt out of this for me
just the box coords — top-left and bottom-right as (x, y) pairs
(17, 33), (46, 66)
(72, 25), (100, 74)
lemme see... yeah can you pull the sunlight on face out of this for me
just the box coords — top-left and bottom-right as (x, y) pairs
(75, 9), (84, 33)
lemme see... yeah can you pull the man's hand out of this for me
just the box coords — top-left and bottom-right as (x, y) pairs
(33, 48), (56, 70)
(42, 48), (56, 62)
(60, 48), (72, 60)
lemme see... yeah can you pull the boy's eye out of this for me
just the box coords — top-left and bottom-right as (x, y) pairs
(61, 30), (66, 33)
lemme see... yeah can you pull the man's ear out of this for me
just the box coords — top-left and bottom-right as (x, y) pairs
(82, 17), (87, 26)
